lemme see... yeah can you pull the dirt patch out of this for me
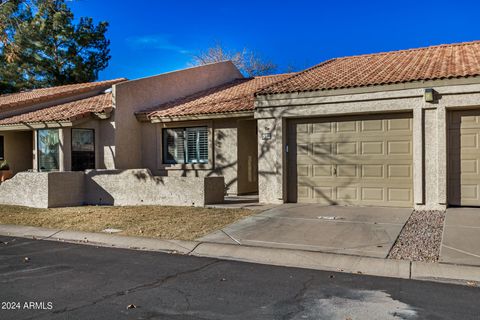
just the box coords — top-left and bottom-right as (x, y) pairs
(388, 210), (445, 262)
(0, 205), (255, 241)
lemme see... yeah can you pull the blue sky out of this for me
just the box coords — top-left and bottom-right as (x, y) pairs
(69, 0), (480, 81)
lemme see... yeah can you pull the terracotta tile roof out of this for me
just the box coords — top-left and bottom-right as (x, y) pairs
(0, 93), (113, 126)
(0, 78), (125, 113)
(258, 40), (480, 95)
(141, 73), (295, 119)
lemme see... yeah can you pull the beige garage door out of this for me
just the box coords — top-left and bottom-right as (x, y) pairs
(448, 110), (480, 206)
(289, 113), (413, 207)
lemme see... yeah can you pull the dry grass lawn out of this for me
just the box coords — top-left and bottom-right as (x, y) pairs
(0, 205), (255, 241)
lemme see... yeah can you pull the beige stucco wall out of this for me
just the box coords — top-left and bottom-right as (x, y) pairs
(113, 61), (243, 170)
(0, 171), (84, 208)
(140, 117), (257, 195)
(255, 80), (480, 210)
(0, 169), (223, 208)
(84, 169), (224, 207)
(1, 131), (33, 174)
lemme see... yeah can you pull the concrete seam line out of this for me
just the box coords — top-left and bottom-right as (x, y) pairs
(220, 229), (242, 245)
(439, 210), (448, 258)
(442, 244), (480, 259)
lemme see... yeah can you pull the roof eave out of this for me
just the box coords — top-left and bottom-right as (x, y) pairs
(0, 121), (73, 131)
(145, 110), (254, 123)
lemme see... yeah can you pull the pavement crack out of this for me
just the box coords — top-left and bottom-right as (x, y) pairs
(281, 275), (314, 320)
(52, 260), (220, 315)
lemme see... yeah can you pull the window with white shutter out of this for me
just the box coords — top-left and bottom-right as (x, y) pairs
(163, 127), (208, 164)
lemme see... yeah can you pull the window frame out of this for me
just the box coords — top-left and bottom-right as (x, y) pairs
(37, 129), (60, 172)
(0, 135), (4, 160)
(163, 126), (209, 165)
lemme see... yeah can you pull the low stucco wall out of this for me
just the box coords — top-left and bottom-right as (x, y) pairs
(0, 172), (84, 208)
(85, 169), (224, 207)
(48, 172), (85, 208)
(0, 172), (49, 208)
(0, 169), (224, 208)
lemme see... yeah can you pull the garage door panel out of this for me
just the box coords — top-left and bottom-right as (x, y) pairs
(293, 114), (413, 207)
(448, 110), (480, 206)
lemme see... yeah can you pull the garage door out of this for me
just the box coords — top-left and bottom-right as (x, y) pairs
(448, 110), (480, 206)
(289, 113), (413, 207)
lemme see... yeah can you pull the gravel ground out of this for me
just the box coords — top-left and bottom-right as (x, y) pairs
(388, 210), (446, 262)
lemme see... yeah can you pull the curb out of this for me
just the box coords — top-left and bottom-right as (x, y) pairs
(0, 224), (198, 255)
(0, 224), (478, 286)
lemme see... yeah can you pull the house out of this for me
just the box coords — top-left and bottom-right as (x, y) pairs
(1, 40), (480, 210)
(0, 61), (292, 207)
(255, 40), (480, 211)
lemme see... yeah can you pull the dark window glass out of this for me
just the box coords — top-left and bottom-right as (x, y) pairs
(163, 127), (208, 164)
(72, 129), (95, 171)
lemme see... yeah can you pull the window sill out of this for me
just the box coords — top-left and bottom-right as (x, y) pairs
(160, 163), (213, 171)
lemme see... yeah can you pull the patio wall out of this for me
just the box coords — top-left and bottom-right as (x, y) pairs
(0, 169), (224, 208)
(85, 169), (224, 207)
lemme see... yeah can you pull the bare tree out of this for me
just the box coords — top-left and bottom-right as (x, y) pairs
(191, 43), (277, 77)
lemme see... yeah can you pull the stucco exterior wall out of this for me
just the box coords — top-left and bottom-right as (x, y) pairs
(0, 172), (49, 207)
(0, 171), (83, 208)
(142, 117), (256, 196)
(113, 62), (243, 170)
(255, 81), (480, 210)
(1, 131), (33, 174)
(0, 169), (224, 208)
(84, 169), (224, 207)
(48, 172), (85, 207)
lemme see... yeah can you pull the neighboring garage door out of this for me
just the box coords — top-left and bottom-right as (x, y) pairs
(288, 113), (413, 207)
(448, 110), (480, 206)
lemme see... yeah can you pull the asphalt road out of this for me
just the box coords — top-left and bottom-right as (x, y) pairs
(0, 236), (479, 320)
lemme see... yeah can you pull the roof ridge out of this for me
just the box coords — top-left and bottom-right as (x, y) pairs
(256, 59), (337, 96)
(0, 78), (126, 98)
(333, 40), (480, 60)
(253, 72), (297, 78)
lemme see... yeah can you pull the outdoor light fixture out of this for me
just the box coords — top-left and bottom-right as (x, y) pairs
(424, 88), (435, 102)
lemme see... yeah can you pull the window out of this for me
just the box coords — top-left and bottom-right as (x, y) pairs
(163, 127), (208, 164)
(37, 129), (60, 172)
(0, 136), (4, 160)
(72, 129), (95, 171)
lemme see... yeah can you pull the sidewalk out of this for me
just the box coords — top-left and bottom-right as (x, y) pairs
(1, 224), (479, 286)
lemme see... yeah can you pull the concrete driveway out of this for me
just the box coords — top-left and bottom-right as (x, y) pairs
(441, 208), (480, 266)
(199, 204), (412, 258)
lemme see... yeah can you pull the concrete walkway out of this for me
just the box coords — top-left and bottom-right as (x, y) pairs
(441, 208), (480, 266)
(199, 204), (412, 258)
